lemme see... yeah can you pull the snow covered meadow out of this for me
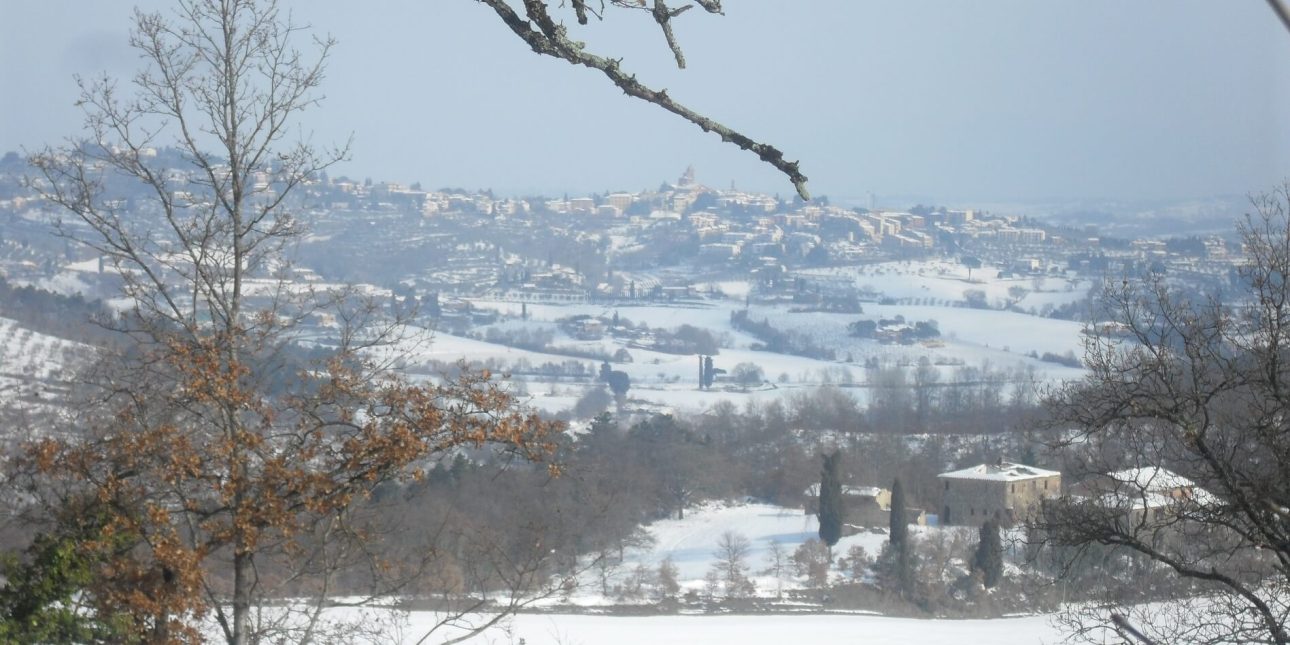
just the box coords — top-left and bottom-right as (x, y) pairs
(373, 259), (1093, 418)
(397, 610), (1065, 644)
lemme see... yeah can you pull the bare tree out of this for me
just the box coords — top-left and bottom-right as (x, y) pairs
(762, 539), (789, 600)
(731, 362), (765, 389)
(656, 556), (681, 600)
(21, 1), (559, 642)
(792, 537), (831, 589)
(1039, 183), (1290, 644)
(710, 530), (754, 598)
(840, 544), (871, 582)
(1007, 285), (1030, 308)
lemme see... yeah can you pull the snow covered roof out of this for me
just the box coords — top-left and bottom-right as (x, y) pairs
(1078, 467), (1217, 508)
(1091, 491), (1179, 512)
(1105, 467), (1194, 494)
(937, 461), (1060, 482)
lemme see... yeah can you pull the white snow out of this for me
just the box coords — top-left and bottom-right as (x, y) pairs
(1105, 467), (1195, 494)
(939, 462), (1061, 482)
(397, 610), (1065, 644)
(795, 259), (1090, 310)
(409, 285), (1091, 415)
(591, 501), (921, 599)
(0, 316), (95, 414)
(297, 501), (1066, 642)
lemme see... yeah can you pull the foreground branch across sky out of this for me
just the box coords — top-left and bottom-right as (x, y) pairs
(478, 0), (811, 200)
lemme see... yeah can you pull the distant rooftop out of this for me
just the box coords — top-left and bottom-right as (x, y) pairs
(1105, 467), (1195, 494)
(938, 461), (1060, 482)
(1080, 466), (1216, 508)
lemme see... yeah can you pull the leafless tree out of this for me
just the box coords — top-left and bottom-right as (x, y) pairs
(710, 530), (754, 598)
(1038, 184), (1290, 644)
(793, 537), (831, 589)
(23, 1), (559, 642)
(762, 539), (789, 600)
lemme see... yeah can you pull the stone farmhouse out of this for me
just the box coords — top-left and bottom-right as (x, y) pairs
(1068, 466), (1211, 526)
(938, 460), (1062, 526)
(803, 484), (892, 527)
(803, 484), (927, 530)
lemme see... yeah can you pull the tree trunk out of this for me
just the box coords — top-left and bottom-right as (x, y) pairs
(232, 545), (250, 644)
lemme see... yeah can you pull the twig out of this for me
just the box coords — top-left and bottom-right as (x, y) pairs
(1267, 0), (1290, 36)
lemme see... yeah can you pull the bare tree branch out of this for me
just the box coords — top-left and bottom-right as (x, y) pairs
(1268, 0), (1290, 36)
(477, 0), (810, 199)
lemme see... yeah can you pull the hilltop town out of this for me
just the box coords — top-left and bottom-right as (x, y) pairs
(0, 150), (1239, 308)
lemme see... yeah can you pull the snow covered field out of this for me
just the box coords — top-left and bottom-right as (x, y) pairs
(394, 264), (1093, 416)
(616, 501), (890, 585)
(0, 316), (93, 413)
(39, 257), (1093, 418)
(399, 611), (1065, 644)
(795, 259), (1091, 310)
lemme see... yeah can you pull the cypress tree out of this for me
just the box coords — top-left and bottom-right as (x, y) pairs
(888, 477), (916, 598)
(973, 517), (1004, 588)
(889, 478), (908, 550)
(818, 451), (844, 547)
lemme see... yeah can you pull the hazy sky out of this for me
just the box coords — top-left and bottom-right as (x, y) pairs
(3, 1), (1289, 204)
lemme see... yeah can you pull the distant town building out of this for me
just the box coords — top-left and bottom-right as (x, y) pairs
(605, 193), (635, 211)
(569, 197), (596, 214)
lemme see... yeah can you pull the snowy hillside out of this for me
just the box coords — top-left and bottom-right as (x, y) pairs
(796, 259), (1090, 310)
(380, 263), (1092, 416)
(0, 316), (95, 414)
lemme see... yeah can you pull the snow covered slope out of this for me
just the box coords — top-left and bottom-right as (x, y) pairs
(0, 316), (94, 414)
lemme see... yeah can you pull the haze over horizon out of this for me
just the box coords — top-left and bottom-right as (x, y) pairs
(3, 1), (1289, 205)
